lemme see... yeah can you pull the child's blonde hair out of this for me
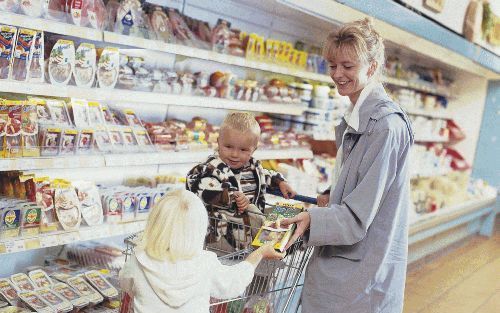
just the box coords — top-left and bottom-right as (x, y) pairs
(139, 189), (208, 262)
(323, 18), (385, 80)
(220, 112), (261, 141)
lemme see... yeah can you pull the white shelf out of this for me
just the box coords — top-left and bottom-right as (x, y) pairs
(0, 148), (313, 171)
(404, 107), (452, 120)
(414, 136), (449, 143)
(0, 221), (146, 255)
(104, 32), (331, 82)
(0, 81), (306, 116)
(383, 76), (451, 98)
(0, 12), (103, 42)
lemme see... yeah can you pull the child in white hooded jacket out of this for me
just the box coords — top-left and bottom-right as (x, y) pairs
(119, 189), (284, 313)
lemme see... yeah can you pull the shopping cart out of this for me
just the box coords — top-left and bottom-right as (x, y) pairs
(121, 191), (317, 313)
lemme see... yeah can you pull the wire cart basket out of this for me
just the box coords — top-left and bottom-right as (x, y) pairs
(121, 192), (316, 313)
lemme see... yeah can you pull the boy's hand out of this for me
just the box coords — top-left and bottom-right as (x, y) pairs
(317, 194), (329, 207)
(233, 191), (250, 213)
(281, 212), (311, 250)
(278, 181), (297, 199)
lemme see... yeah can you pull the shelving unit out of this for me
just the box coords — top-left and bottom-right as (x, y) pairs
(404, 107), (452, 120)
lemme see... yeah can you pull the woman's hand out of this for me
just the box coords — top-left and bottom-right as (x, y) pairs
(281, 212), (311, 250)
(278, 181), (297, 199)
(258, 241), (286, 260)
(317, 194), (329, 207)
(233, 191), (250, 213)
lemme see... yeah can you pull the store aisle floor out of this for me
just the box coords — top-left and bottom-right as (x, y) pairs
(403, 217), (500, 313)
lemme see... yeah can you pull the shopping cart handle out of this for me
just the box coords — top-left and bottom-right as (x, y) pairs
(268, 189), (317, 204)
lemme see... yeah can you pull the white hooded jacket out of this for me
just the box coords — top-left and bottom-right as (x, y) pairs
(119, 249), (255, 313)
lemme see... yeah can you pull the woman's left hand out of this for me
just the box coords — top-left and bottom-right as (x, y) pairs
(278, 181), (297, 199)
(281, 212), (311, 249)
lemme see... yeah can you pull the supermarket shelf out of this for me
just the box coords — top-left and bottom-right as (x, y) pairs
(0, 221), (146, 255)
(383, 76), (451, 98)
(0, 148), (314, 171)
(0, 81), (306, 116)
(409, 195), (497, 243)
(411, 170), (454, 180)
(414, 136), (448, 143)
(0, 11), (103, 42)
(104, 32), (332, 83)
(404, 107), (452, 120)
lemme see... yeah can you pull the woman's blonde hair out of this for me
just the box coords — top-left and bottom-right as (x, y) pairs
(139, 189), (208, 262)
(220, 112), (261, 141)
(323, 18), (385, 80)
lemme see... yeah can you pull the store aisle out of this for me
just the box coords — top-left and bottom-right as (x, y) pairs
(403, 217), (500, 313)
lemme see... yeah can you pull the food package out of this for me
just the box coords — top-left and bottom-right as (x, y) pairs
(52, 282), (89, 309)
(122, 128), (139, 152)
(68, 99), (90, 127)
(101, 193), (122, 223)
(43, 0), (66, 21)
(53, 180), (82, 231)
(37, 288), (73, 313)
(97, 47), (119, 89)
(114, 0), (147, 38)
(3, 101), (23, 158)
(121, 109), (142, 127)
(20, 0), (43, 17)
(105, 0), (119, 31)
(0, 279), (19, 306)
(94, 127), (112, 152)
(87, 101), (104, 125)
(22, 99), (40, 157)
(74, 43), (96, 87)
(39, 126), (61, 156)
(167, 8), (197, 45)
(87, 0), (107, 30)
(59, 128), (78, 155)
(67, 0), (89, 27)
(120, 193), (136, 221)
(0, 206), (21, 238)
(28, 270), (53, 289)
(108, 127), (124, 151)
(212, 19), (230, 54)
(76, 129), (94, 153)
(11, 28), (37, 81)
(66, 276), (103, 305)
(72, 180), (103, 226)
(148, 6), (172, 43)
(133, 129), (154, 152)
(18, 291), (54, 313)
(0, 25), (17, 80)
(84, 270), (118, 299)
(20, 203), (42, 237)
(31, 97), (52, 125)
(48, 39), (75, 86)
(10, 273), (36, 292)
(46, 99), (70, 125)
(0, 0), (20, 12)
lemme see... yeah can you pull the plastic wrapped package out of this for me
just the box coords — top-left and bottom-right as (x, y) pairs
(20, 0), (43, 17)
(28, 270), (54, 289)
(84, 270), (118, 299)
(105, 0), (120, 31)
(0, 279), (20, 306)
(68, 99), (90, 127)
(44, 0), (66, 21)
(74, 43), (96, 87)
(37, 288), (73, 313)
(53, 180), (82, 231)
(87, 101), (104, 125)
(148, 5), (172, 43)
(0, 205), (21, 239)
(67, 0), (89, 27)
(72, 181), (103, 226)
(20, 203), (42, 237)
(0, 25), (17, 80)
(48, 39), (75, 86)
(0, 0), (20, 12)
(212, 19), (230, 54)
(28, 31), (44, 82)
(3, 101), (22, 158)
(39, 126), (61, 156)
(114, 0), (149, 38)
(167, 8), (198, 46)
(46, 99), (71, 125)
(11, 28), (37, 81)
(18, 291), (54, 313)
(59, 128), (78, 155)
(10, 273), (36, 292)
(66, 277), (103, 306)
(97, 47), (119, 89)
(22, 99), (40, 157)
(87, 0), (107, 30)
(52, 282), (89, 309)
(76, 129), (94, 153)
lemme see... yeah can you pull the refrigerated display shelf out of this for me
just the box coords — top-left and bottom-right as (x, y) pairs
(404, 107), (452, 120)
(0, 81), (306, 116)
(0, 148), (314, 171)
(0, 221), (146, 255)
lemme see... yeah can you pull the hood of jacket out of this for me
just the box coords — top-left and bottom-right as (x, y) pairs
(135, 250), (207, 308)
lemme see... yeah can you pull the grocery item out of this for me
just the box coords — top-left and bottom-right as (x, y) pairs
(34, 177), (58, 232)
(28, 270), (53, 289)
(68, 0), (89, 27)
(212, 19), (230, 53)
(0, 0), (19, 13)
(46, 99), (70, 125)
(18, 291), (54, 313)
(52, 282), (89, 309)
(87, 101), (104, 125)
(22, 99), (40, 157)
(4, 101), (22, 158)
(73, 181), (103, 226)
(53, 180), (82, 231)
(48, 39), (75, 86)
(74, 43), (96, 87)
(0, 206), (21, 238)
(0, 279), (19, 306)
(0, 25), (17, 80)
(84, 271), (118, 299)
(10, 273), (36, 292)
(97, 47), (119, 89)
(37, 288), (73, 313)
(32, 98), (52, 124)
(44, 0), (66, 21)
(11, 28), (37, 81)
(20, 203), (42, 236)
(66, 276), (103, 305)
(20, 0), (43, 17)
(68, 99), (90, 127)
(76, 129), (94, 153)
(167, 8), (196, 44)
(101, 193), (121, 223)
(94, 127), (112, 152)
(59, 128), (78, 155)
(149, 5), (172, 42)
(87, 0), (107, 30)
(114, 0), (146, 37)
(0, 306), (32, 312)
(39, 127), (62, 156)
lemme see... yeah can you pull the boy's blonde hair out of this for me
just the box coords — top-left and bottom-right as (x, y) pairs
(220, 112), (261, 141)
(323, 18), (385, 81)
(139, 189), (208, 262)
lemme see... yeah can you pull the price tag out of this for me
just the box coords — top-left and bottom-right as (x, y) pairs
(0, 160), (12, 171)
(19, 158), (35, 170)
(25, 238), (41, 250)
(4, 240), (25, 253)
(58, 232), (75, 245)
(0, 243), (6, 254)
(40, 235), (59, 248)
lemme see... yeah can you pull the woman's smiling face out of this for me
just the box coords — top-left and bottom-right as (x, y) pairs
(328, 47), (373, 104)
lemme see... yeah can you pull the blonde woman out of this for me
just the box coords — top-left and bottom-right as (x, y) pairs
(282, 19), (414, 312)
(119, 189), (284, 313)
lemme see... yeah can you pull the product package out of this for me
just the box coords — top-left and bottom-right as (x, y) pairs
(101, 193), (122, 223)
(0, 25), (17, 80)
(0, 206), (21, 239)
(69, 0), (89, 27)
(87, 0), (107, 30)
(68, 99), (90, 127)
(19, 0), (43, 17)
(39, 126), (62, 156)
(28, 270), (54, 289)
(72, 181), (103, 226)
(120, 193), (135, 222)
(3, 101), (22, 158)
(28, 31), (44, 82)
(74, 43), (96, 87)
(10, 273), (36, 292)
(76, 129), (94, 154)
(0, 307), (32, 313)
(59, 128), (78, 155)
(53, 180), (82, 231)
(122, 128), (139, 152)
(66, 276), (103, 305)
(32, 98), (52, 125)
(18, 291), (54, 313)
(94, 127), (112, 153)
(0, 0), (20, 13)
(84, 271), (118, 299)
(46, 99), (70, 126)
(97, 47), (119, 89)
(48, 39), (75, 86)
(11, 28), (37, 81)
(148, 5), (173, 43)
(22, 99), (40, 157)
(52, 282), (89, 309)
(34, 177), (58, 233)
(37, 288), (73, 313)
(20, 203), (42, 237)
(0, 279), (19, 306)
(133, 129), (154, 152)
(87, 102), (104, 125)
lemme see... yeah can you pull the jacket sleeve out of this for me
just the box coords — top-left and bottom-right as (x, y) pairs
(261, 167), (285, 188)
(209, 254), (255, 299)
(186, 164), (230, 207)
(306, 128), (399, 246)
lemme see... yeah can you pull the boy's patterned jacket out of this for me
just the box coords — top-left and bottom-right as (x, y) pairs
(185, 153), (285, 212)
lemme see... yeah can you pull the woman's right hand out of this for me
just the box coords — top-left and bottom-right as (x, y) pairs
(317, 194), (330, 207)
(258, 241), (286, 260)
